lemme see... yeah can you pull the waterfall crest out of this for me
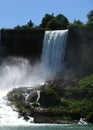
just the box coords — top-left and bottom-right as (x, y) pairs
(42, 30), (68, 76)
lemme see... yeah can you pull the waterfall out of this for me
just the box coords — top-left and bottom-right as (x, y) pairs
(0, 30), (68, 125)
(36, 90), (40, 103)
(42, 30), (68, 76)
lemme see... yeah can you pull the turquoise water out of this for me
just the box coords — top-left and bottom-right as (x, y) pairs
(0, 125), (93, 130)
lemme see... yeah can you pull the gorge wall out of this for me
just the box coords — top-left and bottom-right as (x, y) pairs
(65, 26), (93, 77)
(1, 27), (93, 77)
(1, 29), (45, 58)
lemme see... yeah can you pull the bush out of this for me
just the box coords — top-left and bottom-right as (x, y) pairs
(39, 88), (61, 107)
(78, 74), (93, 88)
(86, 112), (93, 123)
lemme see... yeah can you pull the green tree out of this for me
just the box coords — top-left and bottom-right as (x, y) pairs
(27, 20), (34, 28)
(39, 88), (61, 107)
(87, 10), (93, 22)
(14, 20), (34, 29)
(14, 25), (21, 29)
(40, 13), (69, 30)
(72, 19), (84, 26)
(56, 14), (69, 29)
(40, 14), (54, 28)
(47, 18), (62, 30)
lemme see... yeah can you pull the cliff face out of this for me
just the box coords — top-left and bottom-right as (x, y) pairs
(65, 26), (93, 78)
(1, 28), (93, 77)
(1, 29), (45, 58)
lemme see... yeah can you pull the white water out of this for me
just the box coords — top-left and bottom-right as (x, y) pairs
(0, 30), (68, 125)
(42, 30), (68, 75)
(0, 57), (45, 125)
(36, 90), (40, 103)
(0, 91), (34, 125)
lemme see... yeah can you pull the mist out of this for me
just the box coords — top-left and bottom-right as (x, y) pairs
(0, 56), (53, 91)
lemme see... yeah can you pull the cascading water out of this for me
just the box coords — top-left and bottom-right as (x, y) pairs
(0, 30), (68, 125)
(42, 30), (68, 76)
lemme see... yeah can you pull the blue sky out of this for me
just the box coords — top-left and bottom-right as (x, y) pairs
(0, 0), (93, 29)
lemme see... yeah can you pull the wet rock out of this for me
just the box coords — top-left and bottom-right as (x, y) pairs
(27, 91), (38, 102)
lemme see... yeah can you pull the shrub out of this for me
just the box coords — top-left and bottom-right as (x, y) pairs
(86, 112), (93, 123)
(78, 74), (93, 88)
(39, 88), (61, 107)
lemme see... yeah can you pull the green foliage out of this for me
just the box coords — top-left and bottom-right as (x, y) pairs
(27, 20), (34, 28)
(40, 14), (54, 28)
(14, 20), (34, 30)
(56, 14), (69, 29)
(15, 102), (31, 113)
(46, 106), (63, 115)
(86, 112), (93, 123)
(64, 99), (93, 120)
(47, 18), (62, 30)
(87, 88), (93, 99)
(87, 10), (93, 22)
(14, 25), (21, 30)
(78, 74), (93, 88)
(64, 88), (89, 100)
(72, 19), (84, 27)
(7, 72), (93, 123)
(40, 13), (69, 30)
(2, 9), (93, 31)
(69, 99), (93, 112)
(39, 88), (61, 107)
(84, 21), (93, 30)
(60, 99), (70, 107)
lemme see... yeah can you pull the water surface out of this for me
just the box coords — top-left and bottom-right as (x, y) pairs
(0, 124), (93, 130)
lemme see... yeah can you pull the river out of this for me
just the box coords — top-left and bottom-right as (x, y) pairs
(0, 124), (93, 130)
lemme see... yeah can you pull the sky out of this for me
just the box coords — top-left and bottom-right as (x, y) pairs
(0, 0), (93, 29)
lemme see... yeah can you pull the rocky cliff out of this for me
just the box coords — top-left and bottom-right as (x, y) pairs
(1, 29), (45, 58)
(65, 26), (93, 78)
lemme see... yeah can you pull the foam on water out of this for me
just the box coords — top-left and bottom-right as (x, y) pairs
(0, 91), (34, 125)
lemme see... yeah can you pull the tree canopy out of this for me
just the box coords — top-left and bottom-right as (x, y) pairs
(40, 14), (54, 28)
(40, 13), (69, 30)
(87, 10), (93, 22)
(10, 10), (93, 30)
(72, 19), (84, 27)
(14, 20), (34, 29)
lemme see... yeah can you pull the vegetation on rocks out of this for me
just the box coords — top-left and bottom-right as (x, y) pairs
(7, 73), (93, 124)
(39, 88), (61, 107)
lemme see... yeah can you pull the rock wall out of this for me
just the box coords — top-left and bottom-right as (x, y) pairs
(65, 26), (93, 78)
(1, 29), (45, 58)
